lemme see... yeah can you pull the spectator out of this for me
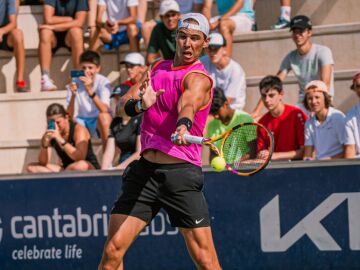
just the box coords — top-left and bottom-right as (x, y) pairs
(271, 0), (291, 30)
(0, 0), (27, 92)
(344, 72), (360, 158)
(91, 0), (140, 52)
(251, 15), (335, 118)
(201, 32), (247, 111)
(27, 103), (100, 173)
(38, 0), (88, 91)
(120, 52), (147, 87)
(303, 80), (346, 160)
(258, 75), (308, 160)
(66, 51), (112, 150)
(101, 84), (142, 170)
(144, 0), (180, 64)
(202, 0), (255, 55)
(206, 87), (253, 160)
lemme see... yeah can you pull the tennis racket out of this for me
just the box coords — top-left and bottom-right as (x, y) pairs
(172, 122), (274, 176)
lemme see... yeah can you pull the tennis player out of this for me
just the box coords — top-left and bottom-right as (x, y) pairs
(98, 13), (222, 270)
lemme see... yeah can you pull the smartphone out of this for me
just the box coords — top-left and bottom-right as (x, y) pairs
(47, 119), (56, 131)
(70, 70), (85, 78)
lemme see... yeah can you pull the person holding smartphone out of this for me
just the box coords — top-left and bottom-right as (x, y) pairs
(26, 103), (100, 173)
(66, 50), (112, 151)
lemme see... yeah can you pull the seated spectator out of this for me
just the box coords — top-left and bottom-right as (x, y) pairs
(91, 0), (140, 52)
(303, 80), (346, 160)
(0, 0), (27, 92)
(38, 0), (87, 91)
(101, 84), (142, 170)
(144, 0), (180, 64)
(120, 52), (147, 87)
(272, 0), (291, 30)
(206, 87), (253, 161)
(201, 33), (247, 111)
(66, 51), (112, 150)
(202, 0), (255, 55)
(258, 75), (308, 160)
(251, 15), (335, 118)
(27, 103), (100, 173)
(344, 72), (360, 158)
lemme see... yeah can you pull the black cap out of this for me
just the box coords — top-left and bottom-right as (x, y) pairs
(290, 15), (312, 30)
(110, 84), (130, 98)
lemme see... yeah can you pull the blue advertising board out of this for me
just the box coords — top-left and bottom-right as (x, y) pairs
(0, 161), (360, 269)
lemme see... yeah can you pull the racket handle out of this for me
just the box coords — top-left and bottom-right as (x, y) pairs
(171, 134), (205, 144)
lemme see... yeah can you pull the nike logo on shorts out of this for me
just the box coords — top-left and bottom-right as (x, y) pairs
(195, 218), (204, 224)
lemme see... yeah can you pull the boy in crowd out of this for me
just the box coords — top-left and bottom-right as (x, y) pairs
(201, 32), (247, 111)
(344, 72), (360, 158)
(0, 0), (27, 92)
(91, 0), (140, 52)
(67, 51), (112, 150)
(39, 0), (88, 91)
(258, 75), (308, 160)
(120, 52), (147, 87)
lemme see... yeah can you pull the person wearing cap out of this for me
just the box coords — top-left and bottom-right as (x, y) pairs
(251, 15), (335, 118)
(202, 0), (255, 55)
(98, 13), (222, 270)
(120, 52), (147, 87)
(101, 84), (142, 170)
(303, 80), (346, 160)
(142, 0), (180, 64)
(90, 0), (141, 52)
(201, 32), (247, 111)
(258, 75), (308, 160)
(66, 50), (112, 151)
(344, 72), (360, 158)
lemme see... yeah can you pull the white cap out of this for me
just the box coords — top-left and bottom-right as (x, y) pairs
(305, 80), (329, 94)
(120, 52), (145, 66)
(208, 32), (226, 47)
(178, 13), (210, 37)
(160, 0), (180, 16)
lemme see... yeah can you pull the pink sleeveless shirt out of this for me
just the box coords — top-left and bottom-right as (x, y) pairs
(140, 60), (213, 167)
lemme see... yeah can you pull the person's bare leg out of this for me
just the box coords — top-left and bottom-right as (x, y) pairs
(66, 27), (84, 69)
(281, 0), (291, 6)
(141, 20), (156, 48)
(7, 29), (25, 82)
(26, 163), (62, 173)
(219, 18), (236, 56)
(98, 214), (147, 270)
(65, 160), (95, 171)
(97, 112), (112, 151)
(180, 227), (222, 270)
(38, 28), (56, 74)
(137, 0), (148, 24)
(127, 23), (140, 52)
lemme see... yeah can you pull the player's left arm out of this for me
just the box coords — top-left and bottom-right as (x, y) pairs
(173, 73), (212, 144)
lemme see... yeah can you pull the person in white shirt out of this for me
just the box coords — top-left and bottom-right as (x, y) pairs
(344, 72), (360, 159)
(303, 80), (346, 160)
(201, 32), (247, 111)
(66, 51), (112, 150)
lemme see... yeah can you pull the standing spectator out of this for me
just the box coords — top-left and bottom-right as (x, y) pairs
(258, 75), (308, 160)
(66, 51), (112, 150)
(303, 80), (345, 160)
(251, 15), (335, 118)
(91, 0), (140, 52)
(26, 103), (100, 173)
(120, 52), (147, 87)
(344, 72), (360, 158)
(271, 0), (291, 30)
(0, 0), (27, 92)
(144, 0), (180, 64)
(38, 0), (88, 91)
(201, 32), (247, 111)
(101, 84), (142, 170)
(202, 0), (255, 55)
(206, 87), (253, 160)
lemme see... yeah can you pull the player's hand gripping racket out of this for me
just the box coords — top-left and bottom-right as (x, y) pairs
(172, 122), (274, 176)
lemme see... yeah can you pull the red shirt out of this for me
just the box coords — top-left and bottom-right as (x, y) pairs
(122, 80), (134, 87)
(259, 105), (308, 152)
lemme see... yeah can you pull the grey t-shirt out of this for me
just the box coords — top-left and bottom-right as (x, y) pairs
(0, 0), (16, 27)
(279, 44), (334, 103)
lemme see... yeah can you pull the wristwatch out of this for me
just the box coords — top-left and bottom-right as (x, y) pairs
(89, 92), (96, 99)
(136, 100), (147, 112)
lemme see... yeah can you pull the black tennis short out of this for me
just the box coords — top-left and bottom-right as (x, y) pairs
(111, 157), (210, 228)
(52, 31), (71, 54)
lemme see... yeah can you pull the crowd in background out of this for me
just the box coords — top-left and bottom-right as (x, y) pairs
(0, 0), (358, 172)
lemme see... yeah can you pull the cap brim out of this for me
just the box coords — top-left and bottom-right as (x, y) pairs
(208, 45), (223, 49)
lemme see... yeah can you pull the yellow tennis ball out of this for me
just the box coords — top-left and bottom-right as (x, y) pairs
(211, 156), (226, 172)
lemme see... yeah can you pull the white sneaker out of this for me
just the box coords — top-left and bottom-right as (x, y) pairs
(41, 75), (57, 91)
